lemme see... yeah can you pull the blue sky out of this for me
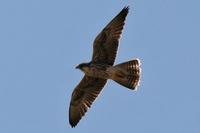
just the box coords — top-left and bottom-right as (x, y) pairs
(0, 0), (200, 132)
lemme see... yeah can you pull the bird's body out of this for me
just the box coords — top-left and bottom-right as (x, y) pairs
(77, 61), (141, 87)
(69, 6), (141, 127)
(77, 62), (111, 79)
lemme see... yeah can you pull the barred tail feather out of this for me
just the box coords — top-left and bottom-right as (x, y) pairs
(112, 59), (141, 90)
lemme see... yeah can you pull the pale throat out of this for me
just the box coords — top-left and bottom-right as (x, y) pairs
(82, 67), (90, 73)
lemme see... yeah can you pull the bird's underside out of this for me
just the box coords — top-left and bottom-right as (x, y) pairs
(69, 6), (141, 127)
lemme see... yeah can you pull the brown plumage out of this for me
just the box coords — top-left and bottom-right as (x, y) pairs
(69, 76), (106, 127)
(69, 6), (141, 127)
(112, 59), (141, 89)
(92, 6), (129, 65)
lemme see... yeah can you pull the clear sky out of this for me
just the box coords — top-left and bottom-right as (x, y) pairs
(0, 0), (200, 133)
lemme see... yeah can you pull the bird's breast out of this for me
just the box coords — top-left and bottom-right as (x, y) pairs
(83, 65), (111, 79)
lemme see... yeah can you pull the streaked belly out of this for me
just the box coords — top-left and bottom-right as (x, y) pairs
(84, 66), (111, 79)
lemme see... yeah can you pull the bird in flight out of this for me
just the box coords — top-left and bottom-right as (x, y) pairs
(69, 6), (141, 127)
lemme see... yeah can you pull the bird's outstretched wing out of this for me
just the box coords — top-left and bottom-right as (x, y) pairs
(69, 6), (129, 127)
(69, 76), (107, 127)
(92, 6), (129, 66)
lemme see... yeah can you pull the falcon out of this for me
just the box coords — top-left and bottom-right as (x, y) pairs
(69, 6), (141, 127)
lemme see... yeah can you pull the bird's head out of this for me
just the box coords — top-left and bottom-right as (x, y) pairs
(75, 62), (90, 72)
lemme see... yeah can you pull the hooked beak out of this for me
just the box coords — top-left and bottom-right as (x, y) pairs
(75, 65), (80, 69)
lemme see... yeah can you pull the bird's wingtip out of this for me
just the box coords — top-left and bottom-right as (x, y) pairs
(69, 120), (77, 128)
(124, 5), (130, 11)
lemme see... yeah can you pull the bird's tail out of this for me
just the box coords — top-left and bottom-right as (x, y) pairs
(112, 59), (141, 90)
